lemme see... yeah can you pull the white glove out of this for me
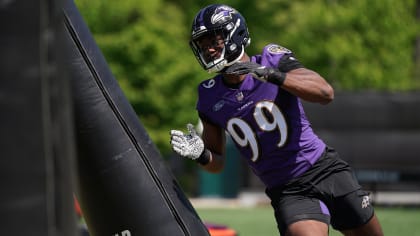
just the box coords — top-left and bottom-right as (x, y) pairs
(170, 124), (204, 160)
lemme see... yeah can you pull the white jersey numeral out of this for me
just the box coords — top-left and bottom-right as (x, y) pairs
(227, 101), (288, 162)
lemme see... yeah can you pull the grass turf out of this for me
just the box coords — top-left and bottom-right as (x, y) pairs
(196, 206), (420, 236)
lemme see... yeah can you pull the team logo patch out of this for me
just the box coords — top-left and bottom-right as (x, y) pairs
(235, 91), (244, 102)
(267, 44), (291, 54)
(213, 100), (225, 111)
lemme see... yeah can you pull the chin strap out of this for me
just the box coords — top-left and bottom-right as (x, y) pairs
(210, 46), (245, 74)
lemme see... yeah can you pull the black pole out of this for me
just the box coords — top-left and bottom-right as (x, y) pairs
(62, 1), (209, 235)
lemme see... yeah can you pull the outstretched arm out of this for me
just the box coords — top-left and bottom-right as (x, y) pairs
(170, 120), (226, 173)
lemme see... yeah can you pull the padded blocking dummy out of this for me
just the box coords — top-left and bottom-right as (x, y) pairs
(0, 0), (78, 235)
(62, 1), (209, 235)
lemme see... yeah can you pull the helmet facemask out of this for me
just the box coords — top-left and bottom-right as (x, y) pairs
(190, 5), (250, 73)
(190, 29), (229, 73)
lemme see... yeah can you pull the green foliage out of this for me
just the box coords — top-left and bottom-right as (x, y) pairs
(74, 0), (419, 155)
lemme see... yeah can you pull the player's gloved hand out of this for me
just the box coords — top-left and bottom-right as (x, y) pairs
(224, 61), (286, 86)
(224, 61), (271, 81)
(170, 124), (204, 160)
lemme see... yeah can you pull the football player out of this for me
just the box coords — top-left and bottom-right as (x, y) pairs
(170, 4), (383, 236)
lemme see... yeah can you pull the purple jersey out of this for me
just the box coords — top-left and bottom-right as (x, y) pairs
(196, 44), (326, 189)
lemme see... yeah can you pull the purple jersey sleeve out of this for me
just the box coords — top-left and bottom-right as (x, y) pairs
(196, 44), (326, 189)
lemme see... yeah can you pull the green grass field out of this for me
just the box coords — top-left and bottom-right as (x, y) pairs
(196, 206), (420, 236)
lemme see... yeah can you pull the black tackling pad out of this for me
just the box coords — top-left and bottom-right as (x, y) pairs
(62, 1), (209, 235)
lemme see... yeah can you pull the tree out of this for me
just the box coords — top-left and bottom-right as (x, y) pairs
(415, 0), (420, 81)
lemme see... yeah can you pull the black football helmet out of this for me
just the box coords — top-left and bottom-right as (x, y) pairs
(190, 4), (251, 73)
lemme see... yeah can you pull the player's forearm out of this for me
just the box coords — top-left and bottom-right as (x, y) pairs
(199, 150), (225, 173)
(281, 68), (334, 104)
